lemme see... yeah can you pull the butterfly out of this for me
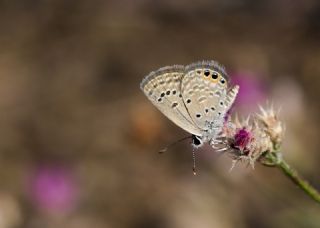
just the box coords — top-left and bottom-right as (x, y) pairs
(140, 61), (239, 172)
(140, 61), (239, 174)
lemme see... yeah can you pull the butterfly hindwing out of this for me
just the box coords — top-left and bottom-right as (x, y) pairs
(181, 61), (235, 131)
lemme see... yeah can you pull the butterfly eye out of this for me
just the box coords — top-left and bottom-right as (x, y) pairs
(211, 72), (218, 80)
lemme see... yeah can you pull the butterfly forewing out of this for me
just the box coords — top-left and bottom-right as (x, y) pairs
(140, 65), (202, 136)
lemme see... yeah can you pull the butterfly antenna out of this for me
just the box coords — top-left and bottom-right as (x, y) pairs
(158, 136), (192, 154)
(192, 148), (197, 175)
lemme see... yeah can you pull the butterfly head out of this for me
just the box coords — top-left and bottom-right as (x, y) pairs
(192, 135), (204, 148)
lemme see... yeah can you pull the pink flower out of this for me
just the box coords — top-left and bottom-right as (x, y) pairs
(27, 164), (78, 214)
(216, 105), (284, 169)
(233, 128), (253, 153)
(232, 72), (268, 112)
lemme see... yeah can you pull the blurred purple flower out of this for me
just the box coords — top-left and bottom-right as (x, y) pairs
(232, 72), (267, 111)
(28, 164), (78, 214)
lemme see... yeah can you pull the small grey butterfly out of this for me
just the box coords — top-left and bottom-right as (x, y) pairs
(140, 60), (239, 152)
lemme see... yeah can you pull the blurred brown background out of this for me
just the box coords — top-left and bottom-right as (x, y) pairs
(0, 0), (320, 227)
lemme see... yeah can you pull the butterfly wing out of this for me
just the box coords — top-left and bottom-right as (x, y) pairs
(140, 65), (202, 136)
(181, 61), (238, 131)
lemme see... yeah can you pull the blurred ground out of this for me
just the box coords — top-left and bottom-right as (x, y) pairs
(0, 0), (320, 227)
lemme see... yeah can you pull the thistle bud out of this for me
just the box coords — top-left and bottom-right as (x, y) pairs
(216, 105), (284, 168)
(257, 106), (284, 147)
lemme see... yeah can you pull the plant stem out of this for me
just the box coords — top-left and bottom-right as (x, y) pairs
(262, 153), (320, 204)
(277, 159), (320, 204)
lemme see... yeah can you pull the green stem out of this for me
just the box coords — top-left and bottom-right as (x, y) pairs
(278, 159), (320, 204)
(263, 153), (320, 204)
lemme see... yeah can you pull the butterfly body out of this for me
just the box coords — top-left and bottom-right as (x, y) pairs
(140, 60), (239, 148)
